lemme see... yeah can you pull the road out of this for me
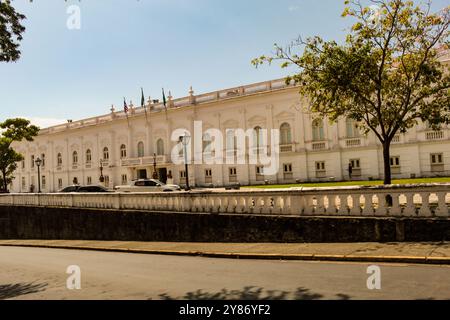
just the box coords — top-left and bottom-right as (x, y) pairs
(0, 246), (449, 300)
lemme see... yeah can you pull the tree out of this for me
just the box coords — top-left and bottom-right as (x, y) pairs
(0, 118), (39, 192)
(253, 0), (449, 184)
(0, 0), (26, 62)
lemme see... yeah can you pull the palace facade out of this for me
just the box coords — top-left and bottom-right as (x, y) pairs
(10, 52), (450, 192)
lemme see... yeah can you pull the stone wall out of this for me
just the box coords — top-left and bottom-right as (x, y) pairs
(0, 205), (449, 242)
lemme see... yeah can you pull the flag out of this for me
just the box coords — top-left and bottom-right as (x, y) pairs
(162, 88), (168, 119)
(123, 97), (129, 113)
(162, 88), (167, 108)
(141, 87), (148, 123)
(141, 88), (145, 107)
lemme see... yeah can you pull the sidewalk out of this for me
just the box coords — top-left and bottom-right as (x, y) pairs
(1, 240), (450, 265)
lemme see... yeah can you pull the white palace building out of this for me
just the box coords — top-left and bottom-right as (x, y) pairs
(10, 52), (450, 193)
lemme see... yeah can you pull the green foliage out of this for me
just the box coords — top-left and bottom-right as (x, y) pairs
(0, 0), (26, 62)
(0, 118), (39, 191)
(253, 0), (450, 183)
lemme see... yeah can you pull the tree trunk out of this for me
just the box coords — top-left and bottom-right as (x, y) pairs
(382, 141), (392, 185)
(1, 171), (7, 192)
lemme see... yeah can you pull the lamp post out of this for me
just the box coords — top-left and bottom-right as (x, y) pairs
(152, 153), (159, 179)
(179, 132), (191, 191)
(99, 159), (105, 184)
(35, 157), (42, 193)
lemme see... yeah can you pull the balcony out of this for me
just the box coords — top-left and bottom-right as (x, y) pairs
(120, 155), (170, 167)
(426, 131), (444, 141)
(311, 142), (326, 151)
(345, 138), (361, 147)
(280, 144), (294, 153)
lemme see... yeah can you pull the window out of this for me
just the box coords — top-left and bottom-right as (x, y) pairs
(41, 154), (46, 167)
(120, 145), (127, 159)
(121, 174), (128, 185)
(430, 153), (444, 172)
(253, 126), (263, 149)
(256, 166), (264, 181)
(86, 149), (92, 163)
(226, 130), (237, 152)
(179, 171), (186, 179)
(283, 163), (293, 173)
(350, 159), (361, 169)
(58, 179), (63, 189)
(346, 119), (360, 138)
(229, 167), (237, 182)
(312, 119), (324, 141)
(21, 177), (26, 189)
(87, 176), (92, 185)
(280, 123), (292, 145)
(137, 141), (144, 158)
(104, 175), (110, 187)
(431, 153), (444, 165)
(72, 151), (78, 164)
(390, 156), (401, 174)
(57, 153), (62, 166)
(283, 163), (293, 180)
(315, 161), (326, 178)
(31, 155), (35, 168)
(203, 133), (212, 153)
(42, 176), (46, 189)
(21, 160), (25, 169)
(390, 157), (400, 167)
(156, 139), (164, 156)
(205, 169), (212, 183)
(103, 147), (109, 160)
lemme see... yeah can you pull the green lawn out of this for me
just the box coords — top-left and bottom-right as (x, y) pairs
(243, 177), (450, 189)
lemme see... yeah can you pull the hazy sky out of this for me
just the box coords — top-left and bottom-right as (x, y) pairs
(1, 0), (448, 128)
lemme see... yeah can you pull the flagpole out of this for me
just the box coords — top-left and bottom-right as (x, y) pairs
(124, 97), (130, 128)
(162, 88), (168, 120)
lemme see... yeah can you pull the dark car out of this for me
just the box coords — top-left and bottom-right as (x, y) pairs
(58, 185), (80, 193)
(77, 185), (112, 193)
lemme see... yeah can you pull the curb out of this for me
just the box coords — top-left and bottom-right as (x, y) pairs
(1, 243), (450, 265)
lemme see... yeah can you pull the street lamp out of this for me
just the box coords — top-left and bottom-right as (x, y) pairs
(179, 132), (191, 191)
(99, 159), (105, 183)
(152, 153), (159, 179)
(35, 157), (42, 193)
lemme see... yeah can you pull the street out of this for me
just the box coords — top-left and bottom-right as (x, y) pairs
(0, 246), (449, 300)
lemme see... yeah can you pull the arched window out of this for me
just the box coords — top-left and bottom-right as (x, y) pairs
(72, 151), (78, 164)
(86, 149), (92, 163)
(156, 139), (164, 156)
(137, 141), (144, 158)
(312, 119), (324, 141)
(57, 153), (62, 166)
(346, 118), (360, 138)
(280, 123), (292, 145)
(120, 144), (127, 158)
(202, 133), (212, 153)
(226, 129), (237, 151)
(253, 126), (263, 148)
(103, 147), (109, 160)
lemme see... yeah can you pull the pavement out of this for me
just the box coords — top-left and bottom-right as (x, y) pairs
(1, 240), (450, 265)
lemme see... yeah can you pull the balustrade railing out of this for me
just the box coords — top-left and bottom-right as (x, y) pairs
(1, 184), (449, 218)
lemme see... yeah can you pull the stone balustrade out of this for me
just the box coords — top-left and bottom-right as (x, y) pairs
(0, 184), (449, 218)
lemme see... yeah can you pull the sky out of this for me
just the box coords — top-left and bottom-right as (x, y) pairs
(1, 0), (448, 128)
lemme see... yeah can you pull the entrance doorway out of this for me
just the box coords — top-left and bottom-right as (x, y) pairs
(158, 168), (167, 183)
(137, 169), (147, 179)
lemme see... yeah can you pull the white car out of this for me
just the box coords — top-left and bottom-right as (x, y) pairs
(114, 179), (182, 193)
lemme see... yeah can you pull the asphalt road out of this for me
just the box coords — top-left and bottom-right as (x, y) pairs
(0, 246), (449, 300)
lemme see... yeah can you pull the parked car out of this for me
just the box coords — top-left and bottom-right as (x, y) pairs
(114, 179), (181, 192)
(77, 185), (112, 193)
(58, 185), (80, 193)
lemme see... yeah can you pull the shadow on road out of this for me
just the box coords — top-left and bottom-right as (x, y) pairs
(0, 282), (48, 300)
(158, 286), (352, 300)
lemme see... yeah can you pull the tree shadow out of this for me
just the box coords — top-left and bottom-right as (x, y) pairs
(0, 282), (48, 300)
(157, 286), (351, 300)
